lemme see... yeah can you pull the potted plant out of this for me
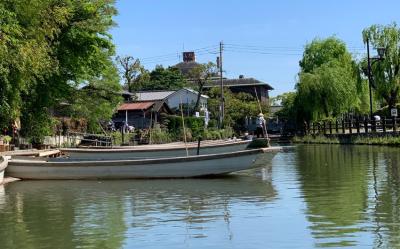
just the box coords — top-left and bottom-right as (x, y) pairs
(3, 135), (12, 144)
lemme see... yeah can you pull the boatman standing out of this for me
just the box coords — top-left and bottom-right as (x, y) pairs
(256, 113), (266, 138)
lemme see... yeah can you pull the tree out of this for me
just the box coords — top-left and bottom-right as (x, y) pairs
(69, 61), (122, 133)
(188, 62), (218, 114)
(116, 55), (145, 92)
(141, 65), (187, 90)
(362, 23), (400, 111)
(207, 87), (264, 130)
(296, 37), (360, 121)
(0, 0), (118, 143)
(274, 92), (298, 120)
(299, 37), (351, 73)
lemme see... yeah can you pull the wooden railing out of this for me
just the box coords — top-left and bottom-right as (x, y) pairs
(305, 117), (400, 135)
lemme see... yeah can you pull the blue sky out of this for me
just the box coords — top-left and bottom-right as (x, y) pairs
(110, 0), (399, 96)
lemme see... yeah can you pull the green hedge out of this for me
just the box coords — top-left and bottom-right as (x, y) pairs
(166, 115), (205, 139)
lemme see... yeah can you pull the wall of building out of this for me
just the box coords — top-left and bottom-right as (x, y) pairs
(113, 110), (152, 129)
(166, 89), (207, 111)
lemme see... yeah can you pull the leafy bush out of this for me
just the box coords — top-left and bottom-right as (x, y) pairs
(166, 115), (204, 139)
(150, 128), (173, 144)
(203, 127), (234, 140)
(111, 131), (135, 145)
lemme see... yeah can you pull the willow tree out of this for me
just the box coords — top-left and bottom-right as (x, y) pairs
(363, 23), (400, 111)
(296, 37), (361, 121)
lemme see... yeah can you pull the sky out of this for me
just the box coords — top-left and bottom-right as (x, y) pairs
(110, 0), (400, 97)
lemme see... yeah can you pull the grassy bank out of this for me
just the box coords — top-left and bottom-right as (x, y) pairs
(293, 135), (400, 146)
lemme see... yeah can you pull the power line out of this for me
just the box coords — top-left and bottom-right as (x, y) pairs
(138, 42), (367, 65)
(225, 43), (365, 53)
(139, 45), (219, 62)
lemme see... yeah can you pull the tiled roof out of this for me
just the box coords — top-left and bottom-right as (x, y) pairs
(135, 91), (175, 101)
(117, 102), (154, 111)
(205, 78), (274, 90)
(174, 61), (201, 76)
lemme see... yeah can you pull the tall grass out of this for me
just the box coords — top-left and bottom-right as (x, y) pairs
(294, 135), (400, 147)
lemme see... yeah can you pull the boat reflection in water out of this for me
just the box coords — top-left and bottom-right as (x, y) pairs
(0, 176), (276, 249)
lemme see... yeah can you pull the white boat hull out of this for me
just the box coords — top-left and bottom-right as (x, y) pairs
(7, 148), (280, 180)
(0, 156), (8, 183)
(61, 140), (250, 160)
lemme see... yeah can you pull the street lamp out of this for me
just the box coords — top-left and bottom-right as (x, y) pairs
(366, 38), (386, 120)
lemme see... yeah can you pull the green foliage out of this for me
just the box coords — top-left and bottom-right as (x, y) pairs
(293, 135), (340, 144)
(116, 55), (146, 92)
(203, 128), (234, 140)
(246, 139), (270, 149)
(294, 134), (400, 147)
(1, 135), (12, 144)
(295, 37), (361, 121)
(0, 0), (118, 143)
(150, 128), (173, 144)
(111, 131), (135, 146)
(299, 37), (351, 73)
(142, 65), (187, 90)
(274, 92), (297, 120)
(166, 115), (205, 139)
(203, 129), (222, 140)
(188, 62), (218, 113)
(207, 87), (264, 130)
(362, 23), (400, 110)
(70, 61), (122, 133)
(353, 136), (400, 146)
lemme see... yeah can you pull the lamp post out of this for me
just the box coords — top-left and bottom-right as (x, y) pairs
(366, 38), (385, 119)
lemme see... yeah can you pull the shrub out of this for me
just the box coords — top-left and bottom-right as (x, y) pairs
(111, 131), (135, 145)
(150, 128), (173, 144)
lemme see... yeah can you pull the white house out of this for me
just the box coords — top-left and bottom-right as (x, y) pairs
(134, 88), (208, 114)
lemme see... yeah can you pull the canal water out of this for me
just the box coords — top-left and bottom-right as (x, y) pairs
(1, 145), (400, 248)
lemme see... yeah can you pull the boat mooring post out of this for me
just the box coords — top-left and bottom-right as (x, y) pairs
(197, 137), (202, 155)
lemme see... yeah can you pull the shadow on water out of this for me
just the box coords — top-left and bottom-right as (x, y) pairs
(0, 176), (276, 249)
(296, 144), (400, 248)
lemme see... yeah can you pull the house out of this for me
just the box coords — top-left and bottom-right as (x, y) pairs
(113, 101), (172, 129)
(174, 52), (273, 104)
(204, 75), (273, 104)
(134, 88), (208, 114)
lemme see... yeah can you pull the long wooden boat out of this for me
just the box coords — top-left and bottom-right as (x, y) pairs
(0, 156), (8, 183)
(61, 139), (251, 160)
(6, 147), (281, 180)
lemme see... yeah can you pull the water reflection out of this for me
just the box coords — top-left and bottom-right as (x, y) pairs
(4, 145), (400, 248)
(0, 176), (276, 249)
(296, 145), (400, 248)
(369, 147), (400, 248)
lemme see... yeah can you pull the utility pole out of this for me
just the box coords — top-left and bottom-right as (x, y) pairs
(367, 38), (373, 119)
(219, 41), (224, 129)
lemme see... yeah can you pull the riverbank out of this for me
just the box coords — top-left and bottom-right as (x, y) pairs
(293, 134), (400, 146)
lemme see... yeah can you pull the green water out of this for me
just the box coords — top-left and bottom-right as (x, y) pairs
(1, 145), (400, 248)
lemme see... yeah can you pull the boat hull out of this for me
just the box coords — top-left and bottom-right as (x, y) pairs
(7, 148), (279, 180)
(61, 140), (250, 160)
(0, 156), (8, 183)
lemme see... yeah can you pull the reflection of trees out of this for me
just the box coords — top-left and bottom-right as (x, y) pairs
(297, 145), (400, 248)
(0, 177), (276, 248)
(125, 177), (276, 225)
(371, 147), (400, 248)
(296, 145), (370, 247)
(0, 187), (76, 249)
(0, 182), (126, 249)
